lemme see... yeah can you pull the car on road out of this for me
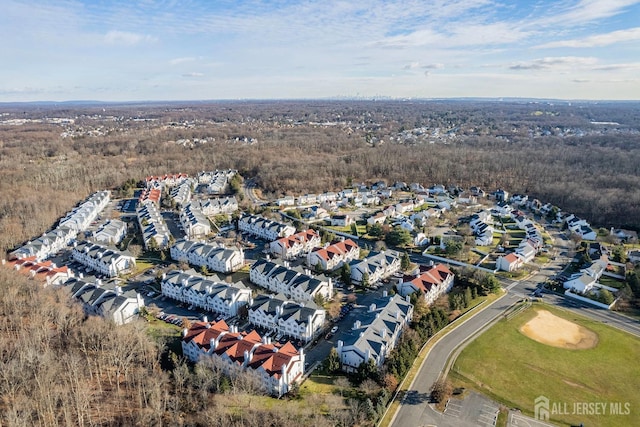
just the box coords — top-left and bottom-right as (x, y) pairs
(330, 326), (339, 334)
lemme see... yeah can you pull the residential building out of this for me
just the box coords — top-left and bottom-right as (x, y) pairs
(9, 225), (76, 262)
(170, 239), (244, 273)
(145, 173), (189, 189)
(180, 203), (212, 239)
(66, 277), (144, 325)
(496, 253), (522, 272)
(250, 258), (333, 302)
(269, 229), (321, 260)
(2, 257), (74, 286)
(330, 214), (353, 227)
(349, 250), (401, 285)
(336, 293), (413, 373)
(197, 196), (238, 216)
(58, 190), (111, 233)
(238, 214), (296, 241)
(307, 239), (360, 272)
(169, 179), (194, 207)
(138, 188), (162, 205)
(92, 219), (127, 245)
(197, 169), (237, 194)
(161, 270), (251, 318)
(71, 241), (136, 277)
(247, 293), (326, 342)
(137, 201), (171, 250)
(367, 212), (387, 226)
(181, 320), (304, 397)
(397, 263), (455, 305)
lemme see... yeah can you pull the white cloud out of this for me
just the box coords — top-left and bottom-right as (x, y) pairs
(104, 30), (157, 46)
(536, 27), (640, 48)
(509, 56), (598, 70)
(182, 72), (204, 78)
(170, 57), (198, 65)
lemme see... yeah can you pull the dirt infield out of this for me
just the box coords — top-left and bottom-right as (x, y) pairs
(520, 310), (598, 350)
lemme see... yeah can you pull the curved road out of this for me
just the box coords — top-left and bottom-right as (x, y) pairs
(389, 292), (518, 427)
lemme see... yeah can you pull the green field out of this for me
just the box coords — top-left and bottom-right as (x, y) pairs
(450, 304), (640, 427)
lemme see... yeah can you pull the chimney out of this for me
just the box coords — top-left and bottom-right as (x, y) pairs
(203, 315), (208, 323)
(115, 286), (123, 296)
(382, 290), (388, 297)
(353, 320), (361, 330)
(182, 328), (188, 337)
(210, 338), (216, 351)
(96, 279), (102, 287)
(369, 303), (376, 312)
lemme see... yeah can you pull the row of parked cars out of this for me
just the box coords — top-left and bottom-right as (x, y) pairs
(156, 312), (185, 326)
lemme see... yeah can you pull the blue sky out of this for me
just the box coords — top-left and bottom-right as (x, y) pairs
(1, 0), (639, 101)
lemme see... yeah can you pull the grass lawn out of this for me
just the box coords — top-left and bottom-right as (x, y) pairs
(450, 304), (640, 427)
(599, 275), (626, 289)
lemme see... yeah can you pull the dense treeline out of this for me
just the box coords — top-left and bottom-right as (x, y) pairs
(1, 100), (639, 257)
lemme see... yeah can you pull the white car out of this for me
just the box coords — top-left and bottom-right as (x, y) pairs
(330, 326), (339, 334)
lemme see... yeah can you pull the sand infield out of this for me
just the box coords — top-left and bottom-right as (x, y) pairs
(520, 310), (598, 350)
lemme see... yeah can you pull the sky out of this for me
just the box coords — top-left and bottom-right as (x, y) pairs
(1, 0), (639, 102)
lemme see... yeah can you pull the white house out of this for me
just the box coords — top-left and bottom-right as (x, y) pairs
(71, 241), (136, 277)
(330, 214), (354, 227)
(307, 239), (360, 272)
(161, 270), (251, 318)
(170, 239), (244, 273)
(367, 212), (387, 226)
(169, 179), (194, 207)
(336, 293), (413, 373)
(563, 273), (597, 293)
(3, 256), (74, 286)
(269, 229), (321, 260)
(181, 320), (304, 397)
(349, 250), (401, 285)
(93, 219), (127, 245)
(66, 277), (144, 325)
(397, 264), (455, 305)
(250, 259), (333, 302)
(248, 293), (326, 342)
(137, 201), (171, 250)
(238, 214), (296, 241)
(180, 203), (212, 239)
(496, 253), (522, 272)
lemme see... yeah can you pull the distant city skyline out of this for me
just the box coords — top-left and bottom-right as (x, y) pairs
(2, 0), (639, 102)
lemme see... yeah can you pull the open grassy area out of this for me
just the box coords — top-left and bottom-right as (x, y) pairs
(450, 304), (640, 427)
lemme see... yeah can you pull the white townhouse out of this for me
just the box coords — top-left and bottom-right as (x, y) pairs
(336, 293), (413, 373)
(182, 320), (304, 397)
(197, 169), (237, 194)
(9, 225), (76, 262)
(161, 270), (251, 318)
(169, 179), (194, 207)
(349, 250), (401, 285)
(238, 214), (296, 241)
(92, 219), (127, 245)
(180, 203), (212, 239)
(59, 190), (111, 233)
(170, 239), (244, 273)
(66, 277), (144, 325)
(250, 259), (333, 302)
(269, 229), (321, 260)
(71, 241), (136, 277)
(276, 196), (296, 207)
(3, 256), (74, 286)
(137, 201), (171, 250)
(197, 196), (239, 216)
(397, 263), (455, 305)
(515, 241), (537, 263)
(307, 239), (360, 272)
(248, 293), (326, 342)
(145, 173), (189, 189)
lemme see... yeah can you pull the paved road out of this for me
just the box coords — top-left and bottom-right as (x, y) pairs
(243, 179), (267, 206)
(389, 292), (518, 427)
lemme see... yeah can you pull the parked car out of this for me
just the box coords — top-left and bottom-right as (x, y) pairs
(330, 326), (339, 334)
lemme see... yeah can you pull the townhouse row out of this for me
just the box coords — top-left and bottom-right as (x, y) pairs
(170, 239), (244, 273)
(182, 319), (304, 397)
(250, 258), (332, 302)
